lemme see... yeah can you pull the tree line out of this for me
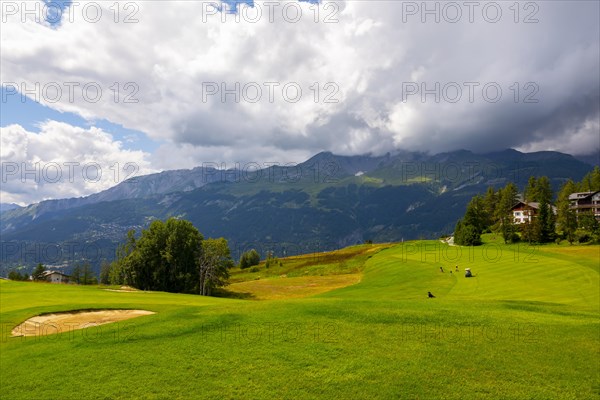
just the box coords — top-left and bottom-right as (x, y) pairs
(455, 166), (600, 246)
(7, 218), (268, 297)
(7, 262), (97, 284)
(71, 262), (98, 285)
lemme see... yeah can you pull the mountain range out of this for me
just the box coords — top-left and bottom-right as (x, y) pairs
(0, 149), (595, 273)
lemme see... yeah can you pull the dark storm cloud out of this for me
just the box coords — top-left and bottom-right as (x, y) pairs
(167, 1), (600, 159)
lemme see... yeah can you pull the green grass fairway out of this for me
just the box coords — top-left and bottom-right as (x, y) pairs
(1, 240), (598, 399)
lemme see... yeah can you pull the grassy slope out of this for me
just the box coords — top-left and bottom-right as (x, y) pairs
(224, 243), (390, 299)
(223, 274), (362, 300)
(0, 239), (598, 399)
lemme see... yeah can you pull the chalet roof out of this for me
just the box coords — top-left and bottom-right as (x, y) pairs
(42, 270), (70, 277)
(510, 201), (540, 210)
(511, 201), (557, 213)
(568, 191), (600, 200)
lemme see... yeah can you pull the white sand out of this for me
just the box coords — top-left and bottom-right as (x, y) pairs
(11, 309), (155, 337)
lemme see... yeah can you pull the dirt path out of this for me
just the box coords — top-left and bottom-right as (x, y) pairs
(11, 309), (155, 337)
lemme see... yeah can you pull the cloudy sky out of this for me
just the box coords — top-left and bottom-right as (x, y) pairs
(1, 0), (599, 204)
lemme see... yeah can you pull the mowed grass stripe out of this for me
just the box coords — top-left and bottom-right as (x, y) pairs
(0, 239), (598, 399)
(326, 241), (599, 309)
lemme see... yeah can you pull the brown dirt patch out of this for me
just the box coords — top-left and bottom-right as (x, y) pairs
(11, 309), (155, 337)
(225, 273), (362, 300)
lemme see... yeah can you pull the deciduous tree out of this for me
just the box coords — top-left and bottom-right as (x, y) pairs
(109, 218), (208, 294)
(199, 238), (233, 296)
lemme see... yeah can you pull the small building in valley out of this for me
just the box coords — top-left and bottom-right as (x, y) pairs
(42, 270), (70, 284)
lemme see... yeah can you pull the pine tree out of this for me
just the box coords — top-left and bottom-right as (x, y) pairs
(483, 187), (498, 230)
(495, 183), (518, 243)
(524, 176), (538, 202)
(32, 263), (46, 281)
(536, 177), (555, 243)
(556, 180), (578, 244)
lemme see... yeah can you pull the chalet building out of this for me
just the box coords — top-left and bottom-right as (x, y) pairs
(42, 270), (70, 284)
(511, 201), (557, 224)
(568, 191), (600, 220)
(511, 201), (538, 224)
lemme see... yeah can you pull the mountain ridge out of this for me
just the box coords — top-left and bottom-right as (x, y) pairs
(0, 148), (594, 272)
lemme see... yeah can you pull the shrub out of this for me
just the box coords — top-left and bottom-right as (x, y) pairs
(455, 221), (482, 246)
(510, 232), (521, 243)
(577, 231), (591, 244)
(8, 270), (29, 281)
(240, 249), (260, 269)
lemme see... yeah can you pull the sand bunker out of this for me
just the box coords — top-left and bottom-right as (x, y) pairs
(11, 309), (155, 337)
(103, 286), (141, 292)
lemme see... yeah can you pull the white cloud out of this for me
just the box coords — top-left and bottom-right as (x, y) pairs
(0, 121), (155, 205)
(1, 0), (599, 182)
(151, 141), (312, 171)
(517, 117), (600, 156)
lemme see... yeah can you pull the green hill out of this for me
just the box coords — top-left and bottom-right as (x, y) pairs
(1, 149), (594, 274)
(1, 239), (598, 399)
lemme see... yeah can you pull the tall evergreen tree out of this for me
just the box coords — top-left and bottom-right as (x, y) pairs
(524, 176), (538, 202)
(483, 187), (498, 229)
(579, 166), (600, 192)
(463, 195), (487, 234)
(521, 216), (539, 244)
(495, 183), (518, 243)
(81, 261), (96, 285)
(32, 263), (46, 281)
(537, 199), (556, 243)
(99, 259), (111, 285)
(536, 176), (553, 204)
(71, 265), (81, 284)
(536, 176), (555, 243)
(591, 166), (600, 191)
(556, 180), (578, 244)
